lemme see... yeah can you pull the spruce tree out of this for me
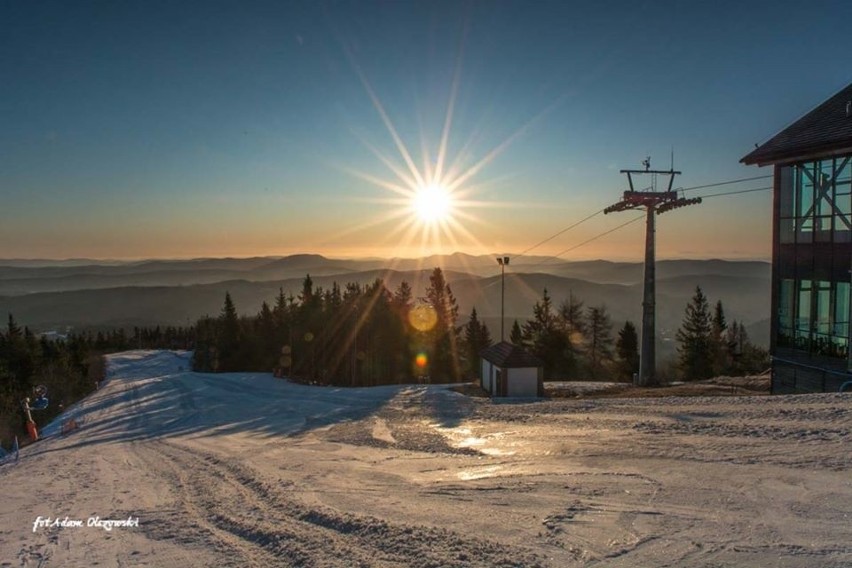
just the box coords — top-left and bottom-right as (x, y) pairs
(559, 293), (586, 341)
(615, 321), (640, 381)
(217, 292), (240, 371)
(676, 286), (713, 380)
(711, 300), (729, 375)
(558, 292), (587, 375)
(510, 320), (523, 346)
(586, 305), (614, 379)
(463, 307), (492, 378)
(392, 281), (414, 382)
(392, 281), (413, 324)
(7, 313), (21, 339)
(426, 268), (461, 381)
(257, 301), (277, 370)
(523, 288), (571, 379)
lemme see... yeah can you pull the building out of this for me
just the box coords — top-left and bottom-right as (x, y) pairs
(741, 82), (852, 393)
(480, 341), (543, 398)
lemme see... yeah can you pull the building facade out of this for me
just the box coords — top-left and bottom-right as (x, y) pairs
(742, 83), (852, 393)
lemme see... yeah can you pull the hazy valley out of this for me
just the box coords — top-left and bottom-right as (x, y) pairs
(0, 254), (770, 349)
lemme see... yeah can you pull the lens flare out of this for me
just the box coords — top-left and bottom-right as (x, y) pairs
(415, 353), (428, 368)
(408, 304), (438, 332)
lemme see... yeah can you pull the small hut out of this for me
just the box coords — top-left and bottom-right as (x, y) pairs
(480, 341), (544, 398)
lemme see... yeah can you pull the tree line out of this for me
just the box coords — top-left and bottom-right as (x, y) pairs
(0, 319), (196, 448)
(511, 285), (767, 381)
(507, 288), (639, 381)
(191, 268), (489, 386)
(190, 270), (637, 384)
(0, 315), (97, 447)
(191, 270), (766, 386)
(675, 286), (768, 379)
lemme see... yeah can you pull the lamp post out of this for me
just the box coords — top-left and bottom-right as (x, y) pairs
(497, 256), (510, 341)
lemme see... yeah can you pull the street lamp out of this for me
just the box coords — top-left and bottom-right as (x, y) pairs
(497, 256), (510, 341)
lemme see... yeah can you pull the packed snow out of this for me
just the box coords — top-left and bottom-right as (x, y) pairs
(1, 350), (850, 567)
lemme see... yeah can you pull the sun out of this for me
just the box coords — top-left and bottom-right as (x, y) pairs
(412, 183), (453, 223)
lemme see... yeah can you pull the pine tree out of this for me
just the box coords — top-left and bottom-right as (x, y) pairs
(393, 281), (413, 325)
(615, 321), (640, 381)
(255, 301), (277, 371)
(271, 287), (292, 360)
(711, 300), (729, 375)
(559, 293), (586, 342)
(426, 268), (461, 381)
(523, 289), (571, 379)
(558, 292), (586, 375)
(510, 320), (523, 345)
(217, 292), (240, 371)
(297, 275), (323, 380)
(7, 313), (21, 339)
(463, 307), (492, 378)
(586, 305), (614, 379)
(4, 313), (32, 388)
(676, 286), (713, 380)
(393, 280), (413, 306)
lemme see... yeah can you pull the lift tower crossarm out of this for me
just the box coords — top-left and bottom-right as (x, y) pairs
(620, 169), (682, 193)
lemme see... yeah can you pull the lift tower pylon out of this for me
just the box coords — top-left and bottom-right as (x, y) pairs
(604, 160), (701, 387)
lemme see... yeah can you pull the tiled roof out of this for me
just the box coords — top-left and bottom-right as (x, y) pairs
(480, 341), (542, 368)
(741, 83), (852, 166)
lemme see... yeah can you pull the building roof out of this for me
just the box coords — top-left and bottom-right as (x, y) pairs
(741, 83), (852, 166)
(480, 341), (542, 368)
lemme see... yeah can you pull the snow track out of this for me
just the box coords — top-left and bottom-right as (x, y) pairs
(2, 350), (851, 567)
(133, 440), (543, 568)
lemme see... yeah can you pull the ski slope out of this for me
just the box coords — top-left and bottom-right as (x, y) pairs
(1, 350), (851, 567)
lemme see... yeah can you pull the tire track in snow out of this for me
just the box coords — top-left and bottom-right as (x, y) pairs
(132, 440), (545, 567)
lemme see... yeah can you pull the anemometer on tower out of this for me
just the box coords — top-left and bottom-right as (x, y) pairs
(604, 157), (701, 387)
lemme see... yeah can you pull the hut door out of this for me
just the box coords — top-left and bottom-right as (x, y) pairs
(495, 368), (508, 397)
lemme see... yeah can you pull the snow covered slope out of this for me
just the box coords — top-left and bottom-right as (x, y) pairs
(1, 350), (850, 567)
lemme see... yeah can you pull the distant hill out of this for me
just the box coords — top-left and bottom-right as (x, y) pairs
(0, 258), (770, 346)
(0, 253), (770, 296)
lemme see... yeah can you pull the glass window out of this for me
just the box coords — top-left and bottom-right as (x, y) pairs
(835, 191), (851, 217)
(779, 165), (794, 217)
(778, 279), (794, 329)
(815, 216), (832, 241)
(797, 164), (814, 218)
(815, 160), (833, 217)
(835, 281), (849, 341)
(779, 217), (795, 243)
(815, 281), (831, 336)
(796, 163), (814, 241)
(779, 279), (850, 358)
(835, 157), (851, 188)
(795, 280), (812, 349)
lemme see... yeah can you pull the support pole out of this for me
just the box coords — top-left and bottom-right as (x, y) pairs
(639, 205), (656, 386)
(497, 256), (510, 342)
(604, 160), (697, 387)
(501, 263), (505, 341)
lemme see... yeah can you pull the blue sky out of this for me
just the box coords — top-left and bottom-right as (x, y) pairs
(2, 0), (851, 260)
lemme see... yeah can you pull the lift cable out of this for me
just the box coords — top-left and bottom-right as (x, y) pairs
(514, 208), (605, 261)
(520, 184), (772, 270)
(679, 174), (772, 193)
(512, 175), (772, 262)
(524, 215), (645, 271)
(693, 186), (771, 199)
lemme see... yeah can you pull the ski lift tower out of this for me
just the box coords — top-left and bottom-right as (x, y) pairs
(604, 158), (701, 386)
